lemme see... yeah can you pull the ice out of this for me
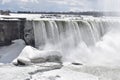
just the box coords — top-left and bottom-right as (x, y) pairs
(34, 66), (98, 80)
(0, 39), (25, 63)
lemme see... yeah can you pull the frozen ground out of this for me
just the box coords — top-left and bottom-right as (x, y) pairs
(0, 62), (62, 80)
(0, 62), (120, 80)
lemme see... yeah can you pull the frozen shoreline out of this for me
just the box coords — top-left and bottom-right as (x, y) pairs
(0, 62), (120, 80)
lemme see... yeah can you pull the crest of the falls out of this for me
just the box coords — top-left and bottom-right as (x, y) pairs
(32, 19), (108, 49)
(30, 18), (120, 66)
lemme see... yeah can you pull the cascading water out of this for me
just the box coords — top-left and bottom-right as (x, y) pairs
(33, 19), (108, 48)
(30, 18), (120, 66)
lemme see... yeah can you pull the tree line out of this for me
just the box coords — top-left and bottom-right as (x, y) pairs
(0, 10), (120, 17)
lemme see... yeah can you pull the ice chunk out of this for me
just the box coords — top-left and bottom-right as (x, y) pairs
(13, 46), (62, 65)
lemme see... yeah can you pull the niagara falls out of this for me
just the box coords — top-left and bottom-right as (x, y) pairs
(0, 0), (120, 80)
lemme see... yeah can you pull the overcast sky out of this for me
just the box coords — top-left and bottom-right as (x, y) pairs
(0, 0), (120, 12)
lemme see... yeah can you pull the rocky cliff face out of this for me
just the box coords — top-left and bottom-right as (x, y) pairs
(0, 19), (25, 46)
(24, 21), (35, 46)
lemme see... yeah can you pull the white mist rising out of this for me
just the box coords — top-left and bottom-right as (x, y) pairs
(67, 21), (120, 66)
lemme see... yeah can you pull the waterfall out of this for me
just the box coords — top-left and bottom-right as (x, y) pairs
(32, 19), (109, 49)
(28, 18), (120, 66)
(33, 21), (47, 48)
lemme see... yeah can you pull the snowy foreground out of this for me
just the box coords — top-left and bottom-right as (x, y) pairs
(0, 40), (120, 80)
(0, 63), (120, 80)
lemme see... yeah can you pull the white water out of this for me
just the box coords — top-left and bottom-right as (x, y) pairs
(31, 18), (120, 66)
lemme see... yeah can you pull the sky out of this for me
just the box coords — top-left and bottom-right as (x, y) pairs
(0, 0), (120, 12)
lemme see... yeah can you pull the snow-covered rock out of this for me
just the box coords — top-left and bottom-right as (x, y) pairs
(13, 46), (62, 65)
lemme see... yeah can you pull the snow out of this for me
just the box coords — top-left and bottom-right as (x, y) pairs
(0, 62), (120, 80)
(37, 66), (98, 80)
(13, 46), (62, 65)
(0, 38), (120, 80)
(0, 39), (61, 65)
(0, 62), (62, 80)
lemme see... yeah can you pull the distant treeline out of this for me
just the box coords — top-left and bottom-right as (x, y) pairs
(0, 10), (120, 17)
(16, 11), (120, 17)
(0, 10), (10, 15)
(16, 11), (104, 17)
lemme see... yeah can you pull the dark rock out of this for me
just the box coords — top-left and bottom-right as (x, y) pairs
(25, 78), (30, 80)
(72, 62), (83, 65)
(0, 10), (10, 15)
(17, 60), (26, 65)
(24, 21), (35, 46)
(0, 19), (25, 46)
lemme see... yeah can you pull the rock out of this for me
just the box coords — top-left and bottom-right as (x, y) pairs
(13, 46), (62, 65)
(24, 21), (34, 46)
(0, 20), (24, 46)
(17, 60), (26, 65)
(72, 62), (83, 65)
